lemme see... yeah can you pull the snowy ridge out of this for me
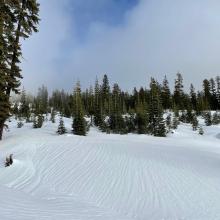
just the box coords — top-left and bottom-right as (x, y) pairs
(0, 119), (220, 219)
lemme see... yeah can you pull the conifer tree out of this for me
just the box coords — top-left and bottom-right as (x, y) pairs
(72, 81), (87, 136)
(172, 115), (179, 130)
(101, 74), (110, 115)
(204, 111), (212, 126)
(109, 83), (126, 133)
(0, 0), (40, 140)
(93, 78), (104, 128)
(154, 114), (167, 137)
(190, 84), (197, 112)
(17, 120), (24, 128)
(33, 116), (38, 128)
(161, 76), (172, 109)
(173, 73), (184, 109)
(216, 76), (220, 109)
(50, 108), (56, 123)
(212, 112), (220, 125)
(191, 115), (198, 131)
(135, 103), (148, 134)
(57, 116), (66, 135)
(209, 78), (217, 110)
(203, 79), (211, 110)
(148, 78), (166, 136)
(125, 113), (136, 133)
(37, 114), (44, 128)
(186, 107), (193, 123)
(19, 88), (30, 121)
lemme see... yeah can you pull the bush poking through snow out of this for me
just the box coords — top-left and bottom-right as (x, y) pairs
(17, 121), (24, 128)
(199, 126), (204, 135)
(5, 154), (13, 167)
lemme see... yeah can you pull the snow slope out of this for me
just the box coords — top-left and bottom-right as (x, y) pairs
(0, 118), (220, 220)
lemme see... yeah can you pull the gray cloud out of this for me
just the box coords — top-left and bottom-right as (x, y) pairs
(21, 0), (220, 93)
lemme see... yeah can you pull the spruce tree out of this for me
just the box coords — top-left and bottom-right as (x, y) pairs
(161, 76), (172, 110)
(172, 115), (179, 130)
(0, 0), (40, 140)
(109, 83), (126, 134)
(72, 81), (87, 136)
(135, 103), (148, 134)
(216, 76), (220, 109)
(148, 78), (166, 137)
(19, 88), (30, 121)
(203, 79), (211, 110)
(191, 115), (198, 131)
(94, 78), (104, 127)
(33, 116), (38, 128)
(190, 84), (197, 112)
(154, 115), (166, 137)
(204, 111), (212, 126)
(17, 120), (24, 128)
(173, 73), (184, 110)
(57, 116), (66, 135)
(50, 108), (56, 123)
(101, 74), (110, 115)
(212, 112), (220, 125)
(37, 114), (44, 128)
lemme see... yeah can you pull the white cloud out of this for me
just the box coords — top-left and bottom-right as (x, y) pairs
(21, 0), (220, 93)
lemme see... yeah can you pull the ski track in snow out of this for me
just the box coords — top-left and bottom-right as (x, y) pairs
(0, 119), (220, 220)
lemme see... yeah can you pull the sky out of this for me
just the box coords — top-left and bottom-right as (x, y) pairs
(21, 0), (220, 93)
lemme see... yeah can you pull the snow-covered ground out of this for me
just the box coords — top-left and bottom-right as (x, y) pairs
(0, 117), (220, 220)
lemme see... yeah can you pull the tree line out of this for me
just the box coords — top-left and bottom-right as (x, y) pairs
(14, 73), (220, 137)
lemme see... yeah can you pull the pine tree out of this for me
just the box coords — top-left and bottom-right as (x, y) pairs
(212, 112), (220, 125)
(209, 78), (217, 110)
(173, 73), (184, 109)
(148, 78), (166, 136)
(101, 74), (110, 115)
(93, 78), (104, 127)
(37, 114), (44, 128)
(50, 108), (56, 123)
(19, 88), (30, 121)
(33, 116), (38, 128)
(216, 76), (220, 109)
(191, 115), (198, 131)
(154, 115), (166, 137)
(161, 76), (172, 109)
(33, 113), (44, 128)
(0, 0), (40, 140)
(125, 114), (136, 133)
(72, 81), (87, 136)
(135, 103), (148, 134)
(108, 83), (126, 134)
(17, 120), (24, 128)
(204, 111), (212, 126)
(190, 84), (197, 111)
(57, 116), (66, 135)
(179, 110), (187, 123)
(203, 79), (211, 110)
(172, 115), (179, 130)
(186, 107), (193, 123)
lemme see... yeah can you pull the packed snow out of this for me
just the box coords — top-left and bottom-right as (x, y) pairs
(0, 117), (220, 220)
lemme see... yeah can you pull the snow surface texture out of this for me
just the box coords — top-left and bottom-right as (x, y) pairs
(0, 117), (220, 220)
